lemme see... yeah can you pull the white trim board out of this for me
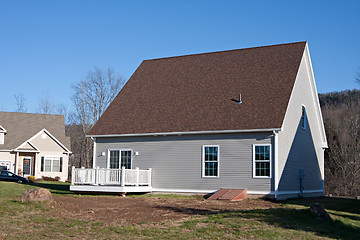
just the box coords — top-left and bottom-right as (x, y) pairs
(70, 185), (152, 193)
(304, 44), (327, 148)
(151, 188), (323, 196)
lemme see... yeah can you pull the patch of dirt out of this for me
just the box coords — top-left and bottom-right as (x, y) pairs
(50, 195), (279, 225)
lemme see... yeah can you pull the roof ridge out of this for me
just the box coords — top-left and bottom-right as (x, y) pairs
(144, 41), (307, 62)
(0, 111), (63, 117)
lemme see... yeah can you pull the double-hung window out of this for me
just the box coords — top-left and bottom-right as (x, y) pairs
(42, 156), (62, 172)
(202, 145), (219, 177)
(108, 150), (132, 169)
(253, 145), (271, 178)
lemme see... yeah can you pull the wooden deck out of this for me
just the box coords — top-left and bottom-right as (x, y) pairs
(70, 166), (152, 193)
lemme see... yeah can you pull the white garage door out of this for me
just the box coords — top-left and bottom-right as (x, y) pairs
(0, 161), (11, 171)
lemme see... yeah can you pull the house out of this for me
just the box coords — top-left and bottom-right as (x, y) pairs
(0, 112), (71, 181)
(71, 41), (327, 199)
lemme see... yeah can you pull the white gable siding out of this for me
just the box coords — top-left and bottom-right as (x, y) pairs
(277, 45), (325, 195)
(30, 131), (65, 152)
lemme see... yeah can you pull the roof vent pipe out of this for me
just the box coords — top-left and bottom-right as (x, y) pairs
(238, 94), (242, 104)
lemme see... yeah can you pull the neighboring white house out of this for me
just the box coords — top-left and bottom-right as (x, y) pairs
(71, 41), (327, 199)
(0, 112), (71, 181)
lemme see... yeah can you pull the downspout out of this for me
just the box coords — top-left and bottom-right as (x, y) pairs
(273, 131), (279, 199)
(92, 137), (96, 169)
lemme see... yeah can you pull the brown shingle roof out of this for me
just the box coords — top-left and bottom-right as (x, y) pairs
(0, 112), (70, 150)
(90, 42), (306, 136)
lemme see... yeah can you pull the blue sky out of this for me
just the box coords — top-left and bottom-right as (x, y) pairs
(0, 0), (359, 113)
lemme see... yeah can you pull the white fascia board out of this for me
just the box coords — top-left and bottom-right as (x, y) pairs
(0, 125), (7, 133)
(15, 141), (38, 151)
(279, 44), (328, 149)
(304, 43), (328, 148)
(27, 141), (40, 151)
(87, 128), (282, 138)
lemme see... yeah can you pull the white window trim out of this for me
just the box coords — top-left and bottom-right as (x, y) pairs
(0, 133), (4, 145)
(202, 145), (220, 178)
(301, 105), (307, 130)
(43, 156), (61, 172)
(107, 149), (133, 169)
(253, 144), (272, 179)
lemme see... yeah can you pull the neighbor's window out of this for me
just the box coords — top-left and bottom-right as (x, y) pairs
(0, 133), (4, 144)
(301, 105), (306, 129)
(253, 145), (271, 178)
(43, 156), (62, 172)
(202, 146), (219, 177)
(109, 150), (132, 169)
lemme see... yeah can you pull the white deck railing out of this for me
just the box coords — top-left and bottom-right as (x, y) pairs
(71, 166), (152, 187)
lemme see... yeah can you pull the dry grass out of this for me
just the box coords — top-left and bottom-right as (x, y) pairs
(0, 181), (360, 239)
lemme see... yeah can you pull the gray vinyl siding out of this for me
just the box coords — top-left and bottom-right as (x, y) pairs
(277, 48), (324, 193)
(95, 132), (274, 193)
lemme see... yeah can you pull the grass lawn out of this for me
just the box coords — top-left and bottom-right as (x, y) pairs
(0, 181), (360, 239)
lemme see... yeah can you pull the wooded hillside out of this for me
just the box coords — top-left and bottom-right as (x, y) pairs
(319, 89), (360, 196)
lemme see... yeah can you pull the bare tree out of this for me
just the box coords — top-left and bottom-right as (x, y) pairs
(14, 94), (27, 112)
(56, 104), (70, 124)
(38, 95), (55, 114)
(321, 88), (360, 196)
(70, 67), (125, 167)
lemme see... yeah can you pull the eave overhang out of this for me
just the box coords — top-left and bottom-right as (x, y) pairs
(87, 128), (282, 138)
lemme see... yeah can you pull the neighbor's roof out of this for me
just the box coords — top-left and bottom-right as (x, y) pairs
(90, 41), (307, 136)
(0, 112), (70, 150)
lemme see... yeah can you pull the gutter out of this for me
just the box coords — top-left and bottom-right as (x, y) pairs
(87, 128), (282, 138)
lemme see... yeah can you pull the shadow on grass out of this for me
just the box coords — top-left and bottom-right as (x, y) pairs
(156, 204), (360, 239)
(155, 206), (220, 215)
(282, 196), (360, 215)
(236, 208), (360, 239)
(29, 182), (74, 195)
(331, 212), (360, 222)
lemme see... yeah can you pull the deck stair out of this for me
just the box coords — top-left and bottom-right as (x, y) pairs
(208, 188), (247, 201)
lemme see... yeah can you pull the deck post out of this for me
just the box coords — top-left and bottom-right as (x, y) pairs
(136, 167), (139, 187)
(71, 166), (75, 185)
(95, 166), (100, 185)
(148, 168), (152, 187)
(121, 166), (125, 186)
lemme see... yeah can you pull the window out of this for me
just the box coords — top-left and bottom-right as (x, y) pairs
(42, 156), (62, 172)
(108, 150), (132, 169)
(301, 105), (306, 129)
(202, 145), (219, 177)
(0, 133), (4, 144)
(253, 145), (271, 178)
